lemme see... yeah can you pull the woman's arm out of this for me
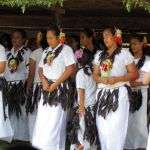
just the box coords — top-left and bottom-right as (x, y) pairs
(26, 58), (36, 89)
(78, 88), (85, 116)
(47, 64), (76, 92)
(143, 72), (150, 85)
(0, 61), (6, 73)
(108, 63), (139, 85)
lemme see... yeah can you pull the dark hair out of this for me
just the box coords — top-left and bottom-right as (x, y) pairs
(0, 32), (12, 50)
(99, 27), (121, 65)
(81, 28), (94, 38)
(103, 27), (116, 36)
(12, 29), (27, 39)
(38, 30), (48, 49)
(130, 34), (146, 69)
(77, 50), (93, 76)
(47, 26), (60, 37)
(130, 34), (143, 42)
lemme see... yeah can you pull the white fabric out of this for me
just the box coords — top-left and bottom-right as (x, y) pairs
(70, 115), (97, 150)
(4, 46), (31, 81)
(0, 44), (6, 76)
(96, 86), (129, 150)
(30, 47), (43, 83)
(39, 44), (76, 80)
(76, 69), (97, 107)
(142, 60), (150, 73)
(94, 48), (132, 150)
(93, 48), (134, 78)
(0, 91), (13, 142)
(10, 105), (30, 141)
(135, 56), (150, 82)
(32, 98), (67, 150)
(147, 126), (150, 150)
(125, 56), (150, 149)
(28, 83), (40, 142)
(0, 45), (13, 142)
(4, 46), (31, 141)
(32, 44), (76, 150)
(125, 88), (148, 149)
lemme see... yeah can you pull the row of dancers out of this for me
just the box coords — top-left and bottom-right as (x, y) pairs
(0, 26), (149, 150)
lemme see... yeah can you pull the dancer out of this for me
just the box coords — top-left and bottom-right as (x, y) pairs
(93, 27), (138, 150)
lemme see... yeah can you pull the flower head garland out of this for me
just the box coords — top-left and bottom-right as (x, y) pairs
(59, 31), (66, 44)
(75, 48), (83, 60)
(114, 28), (123, 46)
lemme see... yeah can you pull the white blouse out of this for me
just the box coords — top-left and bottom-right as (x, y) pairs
(30, 47), (43, 83)
(39, 44), (76, 81)
(76, 68), (97, 107)
(4, 46), (31, 81)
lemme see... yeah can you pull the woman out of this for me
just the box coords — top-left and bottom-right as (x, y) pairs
(26, 31), (48, 141)
(32, 26), (76, 150)
(0, 44), (13, 142)
(80, 28), (99, 55)
(93, 27), (138, 150)
(70, 50), (97, 150)
(125, 35), (150, 149)
(4, 29), (31, 141)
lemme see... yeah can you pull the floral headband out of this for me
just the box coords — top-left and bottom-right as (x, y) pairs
(75, 48), (84, 60)
(114, 28), (123, 45)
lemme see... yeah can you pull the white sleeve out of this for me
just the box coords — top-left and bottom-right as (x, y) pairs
(62, 45), (76, 67)
(76, 70), (86, 89)
(30, 50), (37, 61)
(39, 51), (46, 68)
(141, 61), (150, 72)
(93, 51), (101, 65)
(0, 45), (6, 62)
(123, 49), (134, 66)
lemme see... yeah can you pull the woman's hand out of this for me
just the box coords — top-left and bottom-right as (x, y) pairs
(48, 82), (58, 92)
(78, 105), (85, 117)
(42, 78), (49, 91)
(107, 76), (118, 85)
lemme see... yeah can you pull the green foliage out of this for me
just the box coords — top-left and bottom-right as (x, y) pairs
(123, 0), (150, 12)
(0, 0), (64, 13)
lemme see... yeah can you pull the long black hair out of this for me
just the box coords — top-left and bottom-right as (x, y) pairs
(99, 27), (122, 65)
(129, 34), (146, 69)
(81, 28), (99, 54)
(77, 50), (93, 76)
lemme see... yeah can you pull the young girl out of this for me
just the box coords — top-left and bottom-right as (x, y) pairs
(93, 27), (138, 150)
(125, 35), (150, 149)
(26, 30), (48, 141)
(0, 44), (13, 142)
(4, 29), (31, 141)
(32, 26), (76, 150)
(70, 50), (97, 150)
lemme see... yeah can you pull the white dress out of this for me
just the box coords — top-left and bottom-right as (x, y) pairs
(93, 48), (134, 150)
(28, 47), (43, 141)
(32, 44), (76, 150)
(141, 61), (150, 150)
(125, 56), (150, 149)
(4, 46), (31, 141)
(0, 44), (13, 142)
(70, 68), (97, 150)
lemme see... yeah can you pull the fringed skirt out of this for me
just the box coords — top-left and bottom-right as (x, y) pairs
(7, 80), (29, 141)
(32, 95), (67, 150)
(69, 106), (98, 150)
(0, 77), (13, 142)
(96, 84), (130, 150)
(26, 82), (42, 142)
(125, 86), (149, 149)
